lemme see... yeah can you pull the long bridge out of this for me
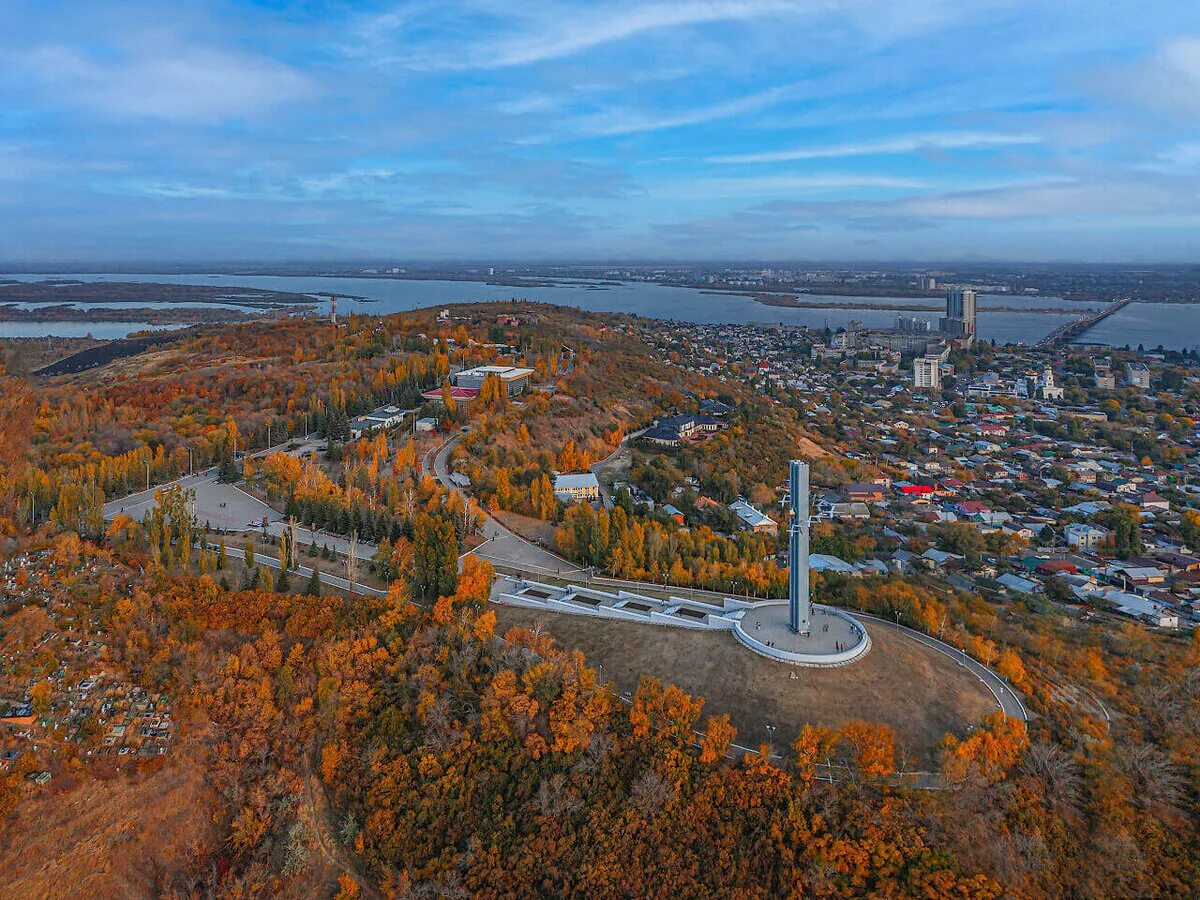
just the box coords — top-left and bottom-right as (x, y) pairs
(1033, 296), (1132, 349)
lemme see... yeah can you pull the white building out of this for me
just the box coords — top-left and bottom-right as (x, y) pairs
(554, 473), (600, 502)
(913, 342), (951, 390)
(729, 498), (778, 534)
(1037, 366), (1065, 401)
(455, 364), (535, 395)
(1126, 362), (1151, 390)
(349, 405), (408, 438)
(1065, 522), (1111, 550)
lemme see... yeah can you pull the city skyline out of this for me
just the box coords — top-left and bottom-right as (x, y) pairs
(1, 0), (1198, 264)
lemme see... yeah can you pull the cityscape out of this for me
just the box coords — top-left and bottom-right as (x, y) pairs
(1, 2), (1198, 898)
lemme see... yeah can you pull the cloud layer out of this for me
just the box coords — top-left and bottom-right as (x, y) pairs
(0, 0), (1197, 262)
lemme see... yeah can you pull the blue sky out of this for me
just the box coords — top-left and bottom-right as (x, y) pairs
(1, 0), (1198, 263)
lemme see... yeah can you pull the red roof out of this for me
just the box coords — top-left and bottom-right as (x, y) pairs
(898, 484), (934, 495)
(422, 386), (480, 401)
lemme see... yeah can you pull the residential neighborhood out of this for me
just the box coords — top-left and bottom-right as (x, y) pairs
(599, 317), (1200, 632)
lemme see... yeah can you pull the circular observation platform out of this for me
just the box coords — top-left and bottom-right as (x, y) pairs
(733, 603), (871, 667)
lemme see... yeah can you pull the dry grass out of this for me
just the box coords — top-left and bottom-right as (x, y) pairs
(0, 736), (216, 899)
(493, 510), (557, 545)
(494, 605), (995, 767)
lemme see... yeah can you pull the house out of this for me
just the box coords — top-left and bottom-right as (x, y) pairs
(1079, 585), (1179, 627)
(662, 504), (686, 524)
(896, 483), (936, 504)
(641, 414), (723, 447)
(729, 499), (778, 534)
(809, 554), (859, 575)
(829, 501), (871, 521)
(921, 548), (963, 568)
(997, 572), (1041, 594)
(554, 473), (600, 503)
(1, 703), (35, 728)
(1065, 523), (1111, 551)
(1105, 564), (1167, 587)
(698, 398), (733, 416)
(843, 483), (885, 503)
(349, 404), (408, 438)
(1035, 559), (1078, 577)
(414, 417), (438, 433)
(1139, 492), (1170, 512)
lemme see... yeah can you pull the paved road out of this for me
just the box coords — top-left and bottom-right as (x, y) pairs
(427, 434), (1028, 723)
(105, 452), (375, 562)
(587, 428), (644, 508)
(213, 545), (387, 597)
(428, 436), (584, 577)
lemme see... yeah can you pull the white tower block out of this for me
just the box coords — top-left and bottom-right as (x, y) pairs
(788, 459), (811, 634)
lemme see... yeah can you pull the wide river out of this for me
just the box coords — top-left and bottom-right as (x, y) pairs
(0, 273), (1190, 349)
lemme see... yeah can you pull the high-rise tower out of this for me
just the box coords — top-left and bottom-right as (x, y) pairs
(788, 459), (811, 634)
(942, 289), (977, 344)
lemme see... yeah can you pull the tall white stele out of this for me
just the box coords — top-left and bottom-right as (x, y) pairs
(788, 459), (811, 634)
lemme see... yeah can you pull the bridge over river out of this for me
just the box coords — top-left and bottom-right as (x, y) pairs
(1034, 297), (1132, 349)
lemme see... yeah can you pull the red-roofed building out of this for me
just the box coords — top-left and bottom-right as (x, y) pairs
(1036, 559), (1078, 576)
(422, 386), (480, 405)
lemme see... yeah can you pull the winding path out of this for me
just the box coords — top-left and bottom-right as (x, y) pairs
(426, 434), (1029, 723)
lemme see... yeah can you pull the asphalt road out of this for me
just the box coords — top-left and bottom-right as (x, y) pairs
(428, 435), (584, 577)
(111, 431), (1028, 726)
(213, 545), (386, 597)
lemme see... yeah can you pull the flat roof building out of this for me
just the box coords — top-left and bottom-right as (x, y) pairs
(1126, 362), (1151, 390)
(554, 472), (600, 502)
(455, 365), (535, 395)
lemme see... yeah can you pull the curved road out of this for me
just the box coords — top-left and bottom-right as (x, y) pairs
(110, 432), (1030, 726)
(427, 435), (583, 576)
(426, 434), (1029, 724)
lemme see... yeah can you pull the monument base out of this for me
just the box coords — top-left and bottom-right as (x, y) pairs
(733, 602), (870, 667)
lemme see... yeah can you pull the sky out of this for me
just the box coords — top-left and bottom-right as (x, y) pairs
(0, 0), (1198, 264)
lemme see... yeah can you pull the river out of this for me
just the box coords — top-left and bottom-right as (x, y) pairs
(0, 272), (1174, 347)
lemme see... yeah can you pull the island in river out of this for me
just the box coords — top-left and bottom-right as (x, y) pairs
(0, 280), (342, 324)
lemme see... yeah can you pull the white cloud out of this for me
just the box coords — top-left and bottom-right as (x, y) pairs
(900, 177), (1199, 219)
(572, 84), (797, 136)
(666, 173), (928, 197)
(710, 131), (1042, 163)
(388, 0), (800, 70)
(1094, 34), (1200, 115)
(21, 43), (311, 122)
